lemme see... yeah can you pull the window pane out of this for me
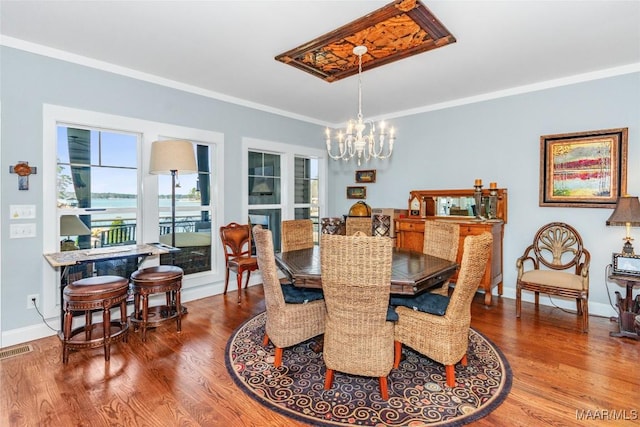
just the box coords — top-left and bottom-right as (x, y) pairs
(249, 209), (282, 252)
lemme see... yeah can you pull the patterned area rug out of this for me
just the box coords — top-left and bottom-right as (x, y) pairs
(226, 312), (511, 426)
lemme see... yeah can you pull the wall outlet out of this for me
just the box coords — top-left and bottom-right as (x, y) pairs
(27, 294), (39, 309)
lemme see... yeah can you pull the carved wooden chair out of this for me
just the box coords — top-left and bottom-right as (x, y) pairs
(321, 232), (395, 400)
(394, 233), (492, 388)
(281, 219), (314, 252)
(423, 220), (460, 296)
(253, 226), (326, 368)
(516, 222), (590, 332)
(219, 222), (259, 303)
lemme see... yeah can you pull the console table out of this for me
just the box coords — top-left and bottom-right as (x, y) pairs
(607, 269), (640, 340)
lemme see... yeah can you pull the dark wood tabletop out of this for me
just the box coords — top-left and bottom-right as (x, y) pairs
(275, 245), (458, 295)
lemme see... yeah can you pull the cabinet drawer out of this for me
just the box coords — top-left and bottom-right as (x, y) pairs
(459, 223), (497, 236)
(396, 220), (424, 232)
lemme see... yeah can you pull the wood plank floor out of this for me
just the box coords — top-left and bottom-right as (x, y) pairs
(1, 287), (638, 426)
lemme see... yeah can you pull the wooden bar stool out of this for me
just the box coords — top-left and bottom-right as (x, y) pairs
(130, 265), (184, 342)
(60, 275), (130, 364)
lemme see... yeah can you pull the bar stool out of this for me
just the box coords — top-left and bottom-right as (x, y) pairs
(130, 265), (184, 341)
(60, 275), (130, 364)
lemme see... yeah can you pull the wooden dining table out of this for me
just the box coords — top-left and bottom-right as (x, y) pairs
(275, 245), (458, 295)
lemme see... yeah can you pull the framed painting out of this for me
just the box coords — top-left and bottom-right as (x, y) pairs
(355, 170), (376, 183)
(346, 186), (367, 199)
(539, 128), (628, 208)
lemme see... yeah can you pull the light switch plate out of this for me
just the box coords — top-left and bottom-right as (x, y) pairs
(10, 204), (36, 219)
(9, 223), (36, 238)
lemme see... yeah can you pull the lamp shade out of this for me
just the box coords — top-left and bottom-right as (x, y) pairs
(606, 195), (640, 226)
(60, 215), (91, 236)
(149, 140), (198, 175)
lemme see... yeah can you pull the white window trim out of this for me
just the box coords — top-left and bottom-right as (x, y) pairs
(241, 137), (328, 222)
(42, 104), (225, 320)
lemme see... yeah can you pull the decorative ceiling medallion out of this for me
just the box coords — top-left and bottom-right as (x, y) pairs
(275, 0), (456, 82)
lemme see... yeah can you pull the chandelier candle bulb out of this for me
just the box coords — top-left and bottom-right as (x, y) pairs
(475, 179), (482, 186)
(490, 182), (497, 189)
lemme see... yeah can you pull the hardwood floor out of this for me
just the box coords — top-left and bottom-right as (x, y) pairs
(1, 287), (638, 426)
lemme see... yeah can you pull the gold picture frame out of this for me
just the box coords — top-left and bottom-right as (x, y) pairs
(346, 186), (367, 199)
(539, 128), (628, 208)
(355, 169), (376, 183)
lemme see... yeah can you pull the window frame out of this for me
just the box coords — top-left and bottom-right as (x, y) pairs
(42, 105), (225, 320)
(242, 137), (327, 248)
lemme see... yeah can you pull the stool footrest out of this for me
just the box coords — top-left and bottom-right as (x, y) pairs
(130, 305), (184, 328)
(59, 321), (129, 350)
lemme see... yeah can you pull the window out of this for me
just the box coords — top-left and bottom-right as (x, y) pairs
(243, 138), (327, 252)
(43, 105), (224, 319)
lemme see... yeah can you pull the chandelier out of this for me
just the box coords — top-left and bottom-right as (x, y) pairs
(325, 45), (396, 166)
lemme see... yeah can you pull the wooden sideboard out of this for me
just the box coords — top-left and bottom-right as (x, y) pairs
(395, 217), (504, 306)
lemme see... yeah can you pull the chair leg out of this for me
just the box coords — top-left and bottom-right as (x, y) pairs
(582, 299), (589, 333)
(223, 268), (230, 294)
(379, 376), (389, 400)
(576, 298), (582, 315)
(461, 354), (468, 366)
(516, 285), (521, 318)
(324, 368), (334, 390)
(244, 271), (251, 289)
(534, 291), (539, 307)
(445, 365), (456, 387)
(393, 340), (402, 368)
(263, 333), (270, 347)
(236, 271), (243, 304)
(274, 347), (283, 368)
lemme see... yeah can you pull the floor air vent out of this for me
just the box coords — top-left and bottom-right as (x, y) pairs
(0, 344), (33, 360)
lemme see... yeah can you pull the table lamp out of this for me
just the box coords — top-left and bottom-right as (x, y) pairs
(60, 215), (91, 251)
(606, 195), (640, 255)
(149, 140), (198, 248)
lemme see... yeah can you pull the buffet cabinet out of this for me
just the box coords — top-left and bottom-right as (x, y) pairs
(395, 218), (503, 305)
(395, 187), (508, 306)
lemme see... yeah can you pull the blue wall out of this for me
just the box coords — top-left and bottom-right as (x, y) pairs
(2, 44), (639, 345)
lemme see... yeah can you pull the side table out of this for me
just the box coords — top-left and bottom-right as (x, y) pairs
(607, 267), (640, 340)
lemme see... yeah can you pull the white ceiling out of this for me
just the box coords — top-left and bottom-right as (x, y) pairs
(1, 1), (639, 126)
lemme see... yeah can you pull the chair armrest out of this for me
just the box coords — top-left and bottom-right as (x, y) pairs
(577, 247), (591, 279)
(516, 245), (537, 278)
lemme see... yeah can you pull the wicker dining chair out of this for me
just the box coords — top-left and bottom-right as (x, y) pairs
(281, 219), (314, 252)
(321, 232), (395, 400)
(345, 217), (373, 236)
(253, 225), (326, 368)
(423, 220), (460, 296)
(516, 222), (590, 332)
(394, 232), (492, 388)
(219, 222), (259, 303)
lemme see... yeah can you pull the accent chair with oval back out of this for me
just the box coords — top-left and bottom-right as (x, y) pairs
(516, 222), (590, 332)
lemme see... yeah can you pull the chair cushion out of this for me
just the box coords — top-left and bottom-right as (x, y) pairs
(281, 284), (324, 304)
(520, 270), (585, 290)
(390, 292), (450, 316)
(386, 305), (399, 321)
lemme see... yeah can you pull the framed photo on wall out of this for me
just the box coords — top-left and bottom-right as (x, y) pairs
(355, 169), (376, 183)
(539, 127), (628, 208)
(346, 186), (367, 199)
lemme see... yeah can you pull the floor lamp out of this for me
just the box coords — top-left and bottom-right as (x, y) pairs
(149, 140), (198, 250)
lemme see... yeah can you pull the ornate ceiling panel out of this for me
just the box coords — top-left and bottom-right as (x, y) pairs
(275, 0), (456, 82)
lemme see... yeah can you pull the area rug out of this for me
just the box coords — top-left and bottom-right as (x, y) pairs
(225, 312), (511, 426)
